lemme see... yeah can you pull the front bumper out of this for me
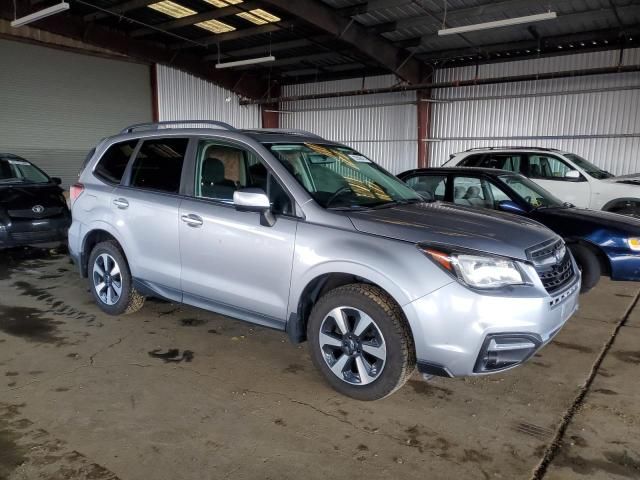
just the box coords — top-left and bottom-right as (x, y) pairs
(0, 215), (70, 248)
(403, 272), (580, 378)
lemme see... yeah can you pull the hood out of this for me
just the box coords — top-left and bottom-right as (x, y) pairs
(601, 173), (640, 185)
(346, 202), (557, 261)
(0, 183), (67, 217)
(533, 206), (640, 236)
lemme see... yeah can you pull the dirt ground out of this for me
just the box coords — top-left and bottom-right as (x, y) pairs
(0, 247), (639, 480)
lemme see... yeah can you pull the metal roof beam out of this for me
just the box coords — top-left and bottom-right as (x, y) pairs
(2, 0), (266, 99)
(260, 0), (424, 84)
(84, 0), (158, 22)
(417, 27), (640, 62)
(172, 22), (293, 49)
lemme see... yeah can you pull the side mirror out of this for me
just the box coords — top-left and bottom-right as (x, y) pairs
(564, 170), (581, 180)
(498, 200), (526, 215)
(233, 188), (276, 227)
(51, 177), (62, 185)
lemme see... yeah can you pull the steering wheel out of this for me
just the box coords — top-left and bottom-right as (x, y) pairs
(325, 186), (353, 207)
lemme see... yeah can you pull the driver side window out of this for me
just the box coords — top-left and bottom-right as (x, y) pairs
(195, 141), (293, 215)
(528, 155), (573, 180)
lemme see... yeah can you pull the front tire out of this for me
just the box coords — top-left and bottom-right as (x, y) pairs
(568, 244), (601, 293)
(307, 284), (415, 401)
(88, 241), (144, 315)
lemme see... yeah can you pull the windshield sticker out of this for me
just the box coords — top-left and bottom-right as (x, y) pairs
(348, 154), (371, 163)
(8, 160), (30, 165)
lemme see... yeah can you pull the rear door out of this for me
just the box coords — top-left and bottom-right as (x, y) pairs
(178, 138), (298, 327)
(526, 154), (591, 207)
(111, 137), (190, 300)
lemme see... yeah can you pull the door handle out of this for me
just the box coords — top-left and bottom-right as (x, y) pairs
(181, 214), (203, 227)
(113, 198), (129, 209)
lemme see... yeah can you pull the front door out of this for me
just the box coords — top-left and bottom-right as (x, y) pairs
(179, 139), (298, 327)
(527, 154), (591, 208)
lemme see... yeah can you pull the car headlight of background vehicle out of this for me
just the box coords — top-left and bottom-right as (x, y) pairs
(419, 246), (526, 288)
(627, 238), (640, 251)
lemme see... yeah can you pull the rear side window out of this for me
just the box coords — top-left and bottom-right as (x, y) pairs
(458, 154), (484, 167)
(478, 154), (524, 173)
(405, 174), (447, 201)
(94, 140), (138, 184)
(129, 138), (188, 193)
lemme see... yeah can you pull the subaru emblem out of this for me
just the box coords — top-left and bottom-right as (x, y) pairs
(32, 205), (44, 214)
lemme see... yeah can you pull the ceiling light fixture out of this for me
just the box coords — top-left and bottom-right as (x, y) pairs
(11, 1), (69, 27)
(438, 12), (557, 36)
(215, 55), (275, 69)
(148, 0), (195, 18)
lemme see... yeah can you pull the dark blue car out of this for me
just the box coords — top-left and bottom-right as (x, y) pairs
(398, 167), (640, 293)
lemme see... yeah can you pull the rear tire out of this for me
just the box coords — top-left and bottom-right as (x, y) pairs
(88, 241), (144, 315)
(307, 284), (415, 401)
(568, 244), (601, 293)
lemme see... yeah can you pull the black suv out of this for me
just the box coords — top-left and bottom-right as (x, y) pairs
(0, 153), (70, 248)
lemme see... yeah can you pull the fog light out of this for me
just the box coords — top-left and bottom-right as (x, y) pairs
(474, 334), (541, 373)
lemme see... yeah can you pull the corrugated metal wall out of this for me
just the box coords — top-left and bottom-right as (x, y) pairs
(430, 48), (640, 174)
(156, 65), (260, 128)
(281, 75), (417, 174)
(0, 38), (152, 187)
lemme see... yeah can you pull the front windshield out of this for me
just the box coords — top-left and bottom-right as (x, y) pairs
(266, 143), (422, 209)
(498, 174), (565, 209)
(0, 157), (50, 184)
(565, 153), (613, 179)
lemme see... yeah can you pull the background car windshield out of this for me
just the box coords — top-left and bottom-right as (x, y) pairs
(498, 174), (565, 208)
(267, 143), (422, 208)
(565, 153), (613, 179)
(0, 157), (50, 184)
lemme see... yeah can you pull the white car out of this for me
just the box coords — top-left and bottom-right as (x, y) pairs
(444, 147), (640, 215)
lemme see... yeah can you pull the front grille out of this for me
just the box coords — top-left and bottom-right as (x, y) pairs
(537, 255), (574, 293)
(8, 207), (64, 219)
(528, 239), (576, 294)
(11, 230), (62, 242)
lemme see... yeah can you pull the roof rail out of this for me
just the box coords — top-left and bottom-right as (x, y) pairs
(120, 120), (237, 134)
(464, 146), (561, 152)
(242, 128), (325, 140)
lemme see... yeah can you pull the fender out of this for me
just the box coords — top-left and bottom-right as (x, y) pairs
(80, 220), (133, 275)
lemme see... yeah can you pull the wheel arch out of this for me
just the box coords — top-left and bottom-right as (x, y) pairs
(286, 267), (411, 344)
(601, 197), (640, 212)
(81, 224), (128, 277)
(565, 237), (611, 277)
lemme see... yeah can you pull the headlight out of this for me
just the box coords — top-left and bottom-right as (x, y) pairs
(628, 238), (640, 251)
(419, 246), (525, 289)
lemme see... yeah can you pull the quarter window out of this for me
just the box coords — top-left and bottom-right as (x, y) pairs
(458, 154), (484, 167)
(129, 138), (188, 193)
(94, 140), (138, 184)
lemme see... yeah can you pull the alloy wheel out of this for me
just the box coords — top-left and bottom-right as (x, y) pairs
(92, 253), (122, 306)
(318, 306), (387, 385)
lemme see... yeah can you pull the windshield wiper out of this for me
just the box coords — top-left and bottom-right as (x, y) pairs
(368, 199), (424, 209)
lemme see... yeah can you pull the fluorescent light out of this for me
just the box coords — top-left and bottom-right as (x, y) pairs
(197, 19), (235, 33)
(11, 1), (69, 27)
(438, 12), (557, 36)
(237, 8), (280, 25)
(148, 1), (195, 18)
(205, 0), (243, 7)
(215, 55), (275, 69)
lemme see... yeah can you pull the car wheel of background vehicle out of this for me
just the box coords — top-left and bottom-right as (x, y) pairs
(88, 241), (144, 315)
(307, 283), (415, 401)
(568, 243), (600, 293)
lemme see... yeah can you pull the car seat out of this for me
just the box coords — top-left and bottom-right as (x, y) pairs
(454, 186), (472, 206)
(201, 157), (236, 201)
(464, 186), (485, 207)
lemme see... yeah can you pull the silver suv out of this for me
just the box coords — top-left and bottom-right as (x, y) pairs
(69, 121), (581, 400)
